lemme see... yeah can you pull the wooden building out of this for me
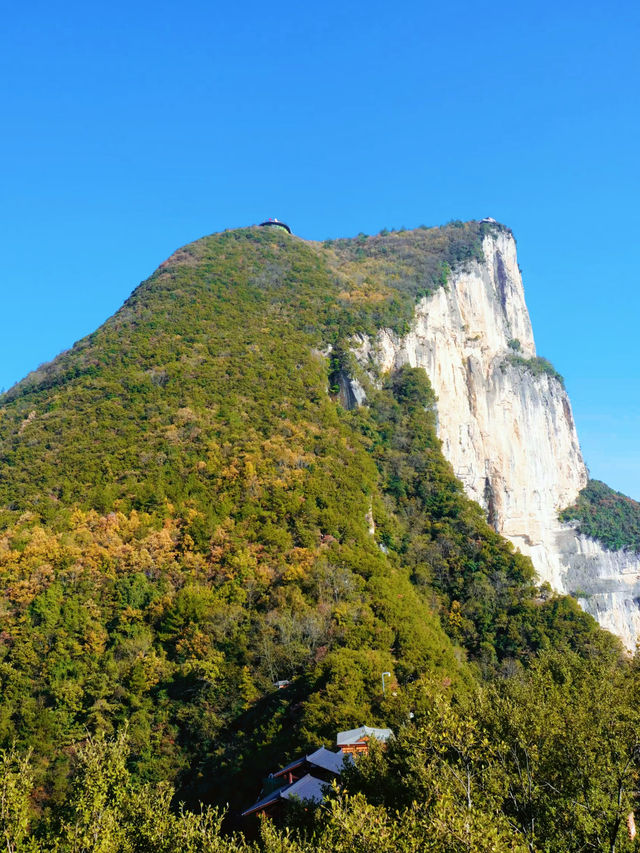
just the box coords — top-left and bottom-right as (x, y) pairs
(241, 773), (327, 819)
(336, 725), (393, 756)
(242, 726), (393, 820)
(241, 747), (346, 819)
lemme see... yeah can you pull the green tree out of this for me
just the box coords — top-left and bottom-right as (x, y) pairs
(489, 650), (640, 852)
(0, 747), (38, 853)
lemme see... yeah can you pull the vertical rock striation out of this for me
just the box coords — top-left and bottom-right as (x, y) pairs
(354, 228), (640, 649)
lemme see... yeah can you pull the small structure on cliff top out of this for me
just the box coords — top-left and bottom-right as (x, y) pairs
(258, 217), (292, 234)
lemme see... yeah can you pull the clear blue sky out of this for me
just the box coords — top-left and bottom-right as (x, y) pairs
(2, 0), (639, 497)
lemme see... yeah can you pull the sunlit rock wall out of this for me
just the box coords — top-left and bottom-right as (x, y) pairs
(354, 229), (640, 649)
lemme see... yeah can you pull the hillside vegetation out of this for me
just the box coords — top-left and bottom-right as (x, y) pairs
(0, 222), (637, 851)
(561, 479), (640, 551)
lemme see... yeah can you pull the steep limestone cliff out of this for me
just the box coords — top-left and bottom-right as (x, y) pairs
(563, 530), (640, 651)
(353, 228), (640, 649)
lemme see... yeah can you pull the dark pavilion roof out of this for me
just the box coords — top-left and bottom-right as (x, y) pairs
(241, 747), (347, 817)
(241, 773), (326, 816)
(258, 218), (292, 234)
(271, 747), (347, 780)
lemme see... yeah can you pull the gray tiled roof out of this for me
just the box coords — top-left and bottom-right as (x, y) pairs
(241, 786), (285, 816)
(272, 755), (306, 777)
(306, 746), (346, 774)
(242, 772), (328, 816)
(336, 725), (393, 746)
(280, 774), (326, 803)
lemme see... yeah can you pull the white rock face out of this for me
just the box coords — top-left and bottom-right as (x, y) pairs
(354, 228), (640, 649)
(560, 529), (640, 651)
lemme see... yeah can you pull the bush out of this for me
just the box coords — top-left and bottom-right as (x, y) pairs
(504, 354), (564, 386)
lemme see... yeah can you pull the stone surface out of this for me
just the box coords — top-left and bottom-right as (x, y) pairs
(353, 228), (640, 649)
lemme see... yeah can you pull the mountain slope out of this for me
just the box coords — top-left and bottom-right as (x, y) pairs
(1, 224), (491, 520)
(0, 224), (616, 817)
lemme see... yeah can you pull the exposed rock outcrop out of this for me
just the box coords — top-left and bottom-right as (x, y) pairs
(563, 531), (640, 651)
(353, 227), (640, 649)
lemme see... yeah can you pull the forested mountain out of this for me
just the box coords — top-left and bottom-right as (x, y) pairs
(1, 223), (638, 852)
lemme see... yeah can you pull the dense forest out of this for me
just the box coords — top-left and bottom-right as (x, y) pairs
(1, 223), (638, 851)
